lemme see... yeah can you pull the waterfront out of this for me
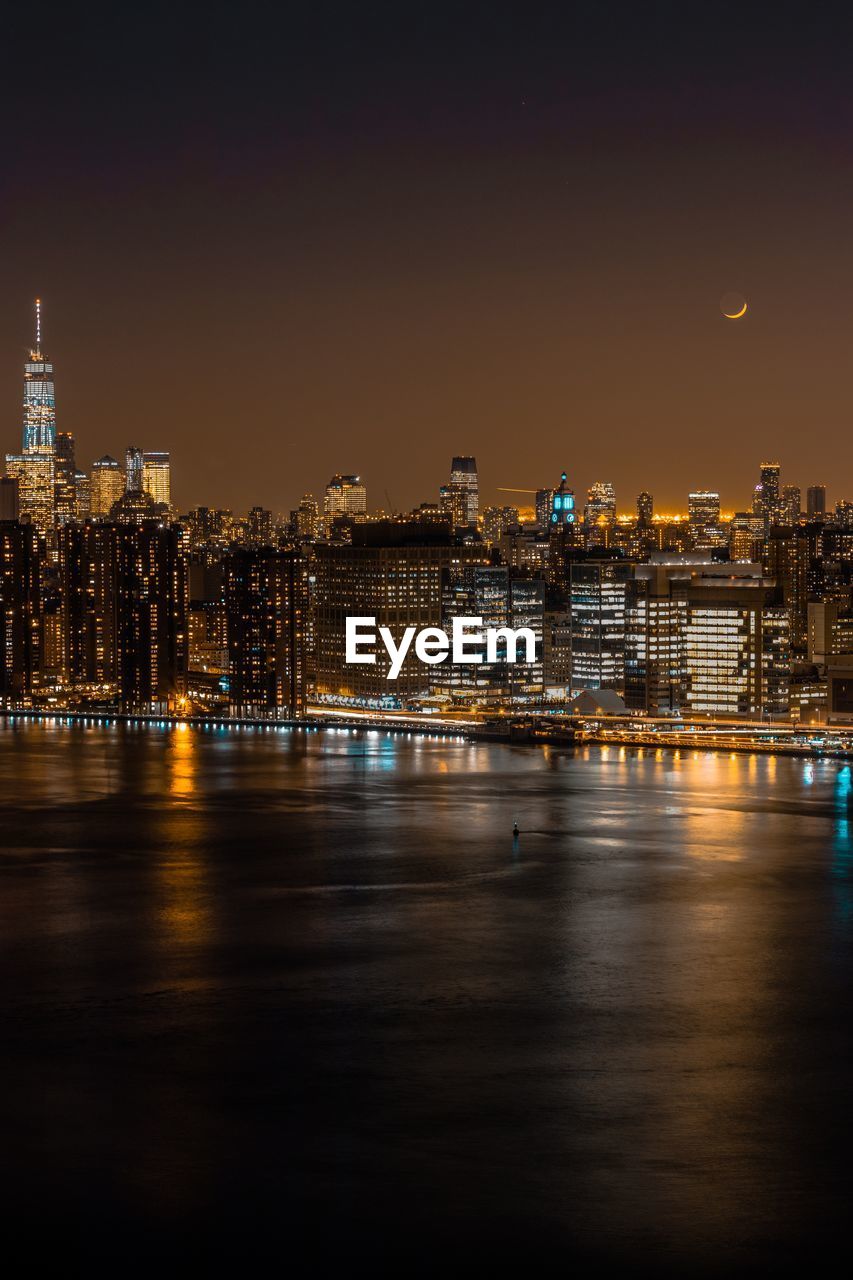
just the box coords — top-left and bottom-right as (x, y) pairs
(1, 721), (852, 1271)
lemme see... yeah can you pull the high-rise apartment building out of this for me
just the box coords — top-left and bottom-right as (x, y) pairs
(0, 520), (42, 704)
(781, 485), (801, 526)
(807, 485), (827, 519)
(114, 523), (188, 711)
(294, 494), (320, 539)
(759, 462), (781, 527)
(59, 523), (119, 689)
(324, 474), (367, 517)
(482, 505), (519, 547)
(448, 456), (479, 527)
(637, 491), (654, 524)
(225, 548), (306, 718)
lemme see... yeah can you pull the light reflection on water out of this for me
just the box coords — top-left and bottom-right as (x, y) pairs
(0, 719), (852, 1268)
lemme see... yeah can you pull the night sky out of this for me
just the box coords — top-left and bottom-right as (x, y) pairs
(2, 2), (852, 515)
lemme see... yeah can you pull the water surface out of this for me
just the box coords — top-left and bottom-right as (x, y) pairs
(1, 720), (851, 1271)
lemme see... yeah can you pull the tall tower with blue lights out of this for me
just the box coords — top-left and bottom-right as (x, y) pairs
(22, 299), (57, 452)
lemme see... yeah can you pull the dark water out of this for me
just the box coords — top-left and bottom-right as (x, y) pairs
(1, 720), (852, 1272)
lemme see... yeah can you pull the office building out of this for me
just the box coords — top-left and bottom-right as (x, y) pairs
(569, 557), (632, 692)
(448, 456), (479, 527)
(294, 494), (321, 539)
(781, 485), (802, 526)
(142, 451), (171, 508)
(584, 481), (616, 546)
(687, 490), (723, 550)
(90, 456), (125, 516)
(433, 566), (544, 709)
(324, 474), (367, 517)
(125, 445), (144, 493)
(759, 462), (781, 527)
(313, 522), (488, 703)
(54, 432), (77, 524)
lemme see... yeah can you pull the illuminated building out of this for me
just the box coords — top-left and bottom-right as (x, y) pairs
(125, 445), (144, 493)
(324, 474), (367, 517)
(758, 462), (781, 527)
(110, 487), (158, 523)
(21, 300), (57, 452)
(782, 484), (802, 525)
(90, 456), (125, 516)
(729, 511), (763, 562)
(188, 560), (228, 675)
(247, 506), (274, 545)
(114, 521), (188, 711)
(142, 451), (171, 508)
(59, 523), (118, 687)
(625, 562), (688, 715)
(637, 491), (654, 524)
(498, 527), (551, 576)
(294, 493), (320, 539)
(4, 451), (55, 543)
(807, 601), (853, 666)
(54, 432), (77, 524)
(535, 488), (554, 528)
(584, 481), (616, 547)
(74, 470), (91, 517)
(482, 505), (519, 547)
(807, 485), (827, 519)
(0, 520), (42, 705)
(569, 557), (632, 692)
(224, 548), (306, 718)
(313, 522), (488, 703)
(447, 456), (479, 528)
(687, 490), (723, 550)
(682, 572), (789, 717)
(763, 526), (817, 652)
(432, 566), (544, 708)
(543, 605), (572, 697)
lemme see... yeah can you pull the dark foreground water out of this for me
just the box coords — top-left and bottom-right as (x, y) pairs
(1, 720), (852, 1273)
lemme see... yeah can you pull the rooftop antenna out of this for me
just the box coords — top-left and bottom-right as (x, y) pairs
(34, 298), (42, 355)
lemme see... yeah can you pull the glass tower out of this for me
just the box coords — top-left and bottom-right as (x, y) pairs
(23, 300), (56, 452)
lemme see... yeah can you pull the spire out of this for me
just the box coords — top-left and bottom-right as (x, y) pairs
(34, 298), (42, 357)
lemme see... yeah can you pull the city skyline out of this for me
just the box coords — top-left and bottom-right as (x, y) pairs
(0, 298), (840, 519)
(3, 7), (852, 516)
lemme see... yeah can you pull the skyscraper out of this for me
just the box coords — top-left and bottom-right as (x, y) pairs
(4, 301), (58, 541)
(0, 520), (42, 704)
(807, 485), (827, 519)
(22, 300), (56, 452)
(687, 490), (723, 550)
(54, 432), (77, 524)
(90, 456), (125, 516)
(125, 445), (144, 492)
(637, 491), (654, 524)
(324, 474), (367, 517)
(225, 548), (307, 718)
(584, 482), (616, 546)
(759, 462), (781, 527)
(142, 451), (171, 508)
(448, 456), (479, 527)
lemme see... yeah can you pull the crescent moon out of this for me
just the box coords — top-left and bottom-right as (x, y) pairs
(723, 301), (748, 319)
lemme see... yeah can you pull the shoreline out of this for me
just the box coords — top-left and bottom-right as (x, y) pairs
(1, 707), (852, 761)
